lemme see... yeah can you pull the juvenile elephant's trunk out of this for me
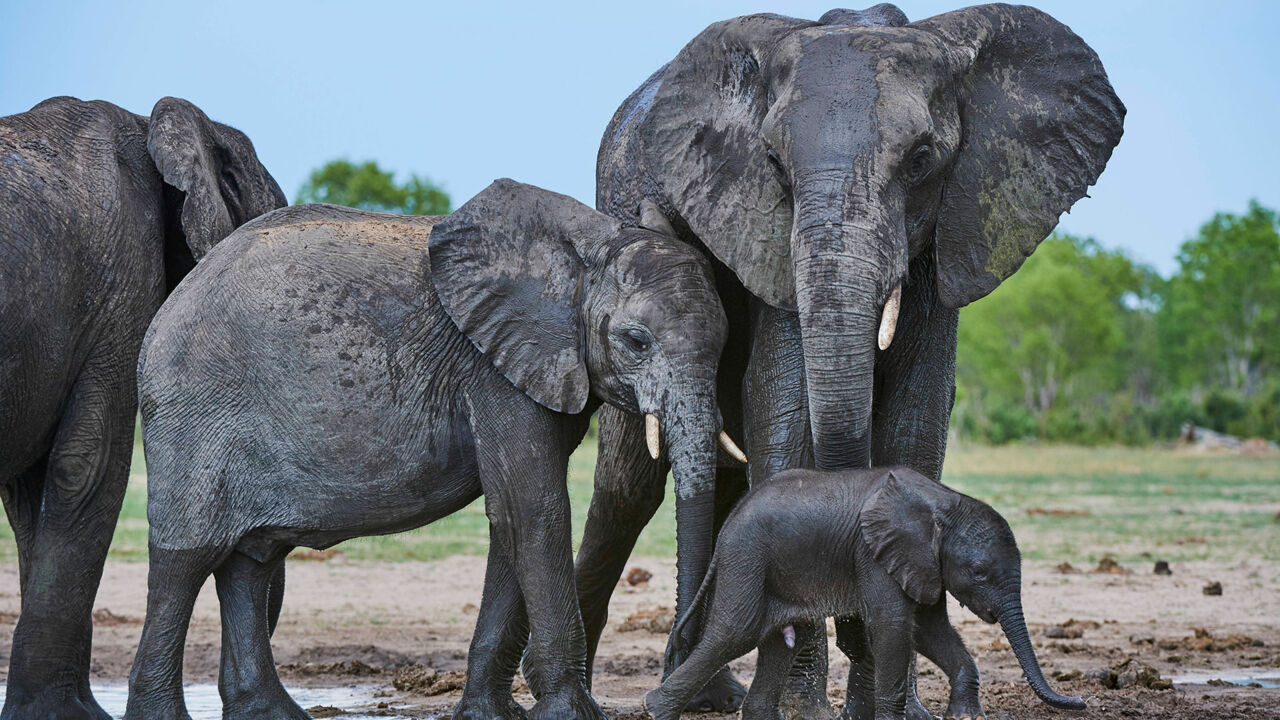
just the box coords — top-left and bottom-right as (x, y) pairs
(999, 599), (1087, 710)
(791, 173), (895, 470)
(661, 387), (720, 670)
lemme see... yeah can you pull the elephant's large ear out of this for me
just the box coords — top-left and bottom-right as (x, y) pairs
(430, 179), (620, 414)
(640, 14), (811, 309)
(147, 97), (286, 261)
(915, 5), (1125, 308)
(860, 471), (943, 605)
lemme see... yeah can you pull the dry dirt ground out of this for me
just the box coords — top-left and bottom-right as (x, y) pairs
(2, 555), (1278, 719)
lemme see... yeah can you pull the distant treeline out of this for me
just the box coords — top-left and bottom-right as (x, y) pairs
(953, 200), (1279, 445)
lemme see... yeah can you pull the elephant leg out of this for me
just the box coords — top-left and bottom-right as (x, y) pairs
(455, 537), (530, 720)
(867, 617), (914, 720)
(214, 551), (307, 720)
(741, 622), (810, 720)
(0, 458), (44, 597)
(125, 547), (218, 720)
(2, 364), (133, 720)
(870, 259), (960, 720)
(476, 417), (603, 720)
(914, 601), (983, 720)
(266, 558), (287, 638)
(836, 616), (931, 720)
(744, 303), (831, 720)
(572, 404), (668, 680)
(871, 254), (958, 483)
(643, 620), (756, 720)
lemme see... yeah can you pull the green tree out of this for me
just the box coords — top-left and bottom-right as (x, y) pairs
(955, 235), (1156, 441)
(296, 159), (450, 215)
(1157, 201), (1280, 397)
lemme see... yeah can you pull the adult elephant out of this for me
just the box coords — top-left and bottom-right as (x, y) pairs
(575, 3), (1124, 717)
(0, 96), (284, 720)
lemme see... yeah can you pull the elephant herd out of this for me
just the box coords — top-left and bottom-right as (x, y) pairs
(0, 4), (1123, 720)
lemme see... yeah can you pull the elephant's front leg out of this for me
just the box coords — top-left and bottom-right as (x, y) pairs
(867, 616), (915, 720)
(2, 361), (133, 720)
(474, 409), (603, 720)
(573, 404), (669, 676)
(914, 601), (983, 720)
(455, 540), (530, 720)
(743, 302), (833, 720)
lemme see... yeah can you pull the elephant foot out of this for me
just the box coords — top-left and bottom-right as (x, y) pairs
(779, 686), (835, 720)
(221, 691), (311, 720)
(1, 683), (113, 720)
(683, 665), (746, 714)
(943, 695), (984, 720)
(453, 690), (528, 720)
(906, 690), (936, 720)
(528, 687), (607, 720)
(642, 688), (679, 720)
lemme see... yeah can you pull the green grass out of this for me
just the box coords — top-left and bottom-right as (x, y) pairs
(2, 440), (1276, 566)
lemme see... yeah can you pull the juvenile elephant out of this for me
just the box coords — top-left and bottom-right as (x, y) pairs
(0, 96), (283, 720)
(644, 467), (1082, 720)
(124, 179), (735, 720)
(574, 4), (1124, 715)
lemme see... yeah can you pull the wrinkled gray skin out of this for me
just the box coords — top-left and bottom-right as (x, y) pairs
(0, 96), (283, 720)
(566, 4), (1124, 716)
(124, 179), (728, 720)
(644, 468), (1084, 720)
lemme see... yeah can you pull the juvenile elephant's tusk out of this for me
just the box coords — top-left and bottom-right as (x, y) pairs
(645, 413), (661, 459)
(719, 431), (747, 464)
(878, 284), (901, 351)
(782, 625), (796, 649)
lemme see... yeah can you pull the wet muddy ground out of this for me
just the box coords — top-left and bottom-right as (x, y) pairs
(2, 554), (1278, 719)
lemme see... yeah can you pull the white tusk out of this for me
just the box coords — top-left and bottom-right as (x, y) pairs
(878, 284), (901, 351)
(719, 431), (747, 464)
(645, 413), (660, 459)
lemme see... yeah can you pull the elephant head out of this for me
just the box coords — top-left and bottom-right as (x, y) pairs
(626, 4), (1124, 468)
(430, 179), (734, 606)
(861, 470), (1085, 710)
(146, 96), (286, 287)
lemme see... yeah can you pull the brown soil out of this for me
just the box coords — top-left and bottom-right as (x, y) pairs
(2, 556), (1278, 719)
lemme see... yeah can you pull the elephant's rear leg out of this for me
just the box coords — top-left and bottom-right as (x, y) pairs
(643, 619), (756, 720)
(213, 550), (306, 720)
(125, 547), (219, 720)
(3, 361), (134, 720)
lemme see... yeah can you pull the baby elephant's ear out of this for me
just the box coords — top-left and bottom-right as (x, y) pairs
(860, 471), (943, 605)
(429, 179), (619, 414)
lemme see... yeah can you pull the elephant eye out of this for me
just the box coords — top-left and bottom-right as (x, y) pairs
(905, 143), (935, 184)
(617, 328), (653, 354)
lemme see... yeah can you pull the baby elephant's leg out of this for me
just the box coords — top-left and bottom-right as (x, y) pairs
(741, 623), (812, 720)
(644, 623), (756, 720)
(214, 551), (308, 720)
(915, 602), (984, 720)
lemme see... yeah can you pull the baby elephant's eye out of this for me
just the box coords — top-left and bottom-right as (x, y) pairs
(618, 328), (653, 354)
(904, 143), (935, 184)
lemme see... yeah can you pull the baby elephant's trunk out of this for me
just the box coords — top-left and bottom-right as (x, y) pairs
(999, 600), (1086, 710)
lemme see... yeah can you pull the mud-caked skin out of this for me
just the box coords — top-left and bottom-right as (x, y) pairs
(573, 4), (1125, 716)
(643, 467), (1086, 720)
(124, 180), (729, 720)
(0, 96), (283, 720)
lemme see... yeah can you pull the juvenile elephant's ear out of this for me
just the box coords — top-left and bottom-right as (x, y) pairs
(914, 5), (1125, 308)
(430, 179), (620, 414)
(147, 97), (287, 261)
(640, 14), (812, 309)
(860, 471), (943, 605)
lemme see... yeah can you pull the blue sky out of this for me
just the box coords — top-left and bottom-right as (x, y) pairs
(3, 1), (1277, 275)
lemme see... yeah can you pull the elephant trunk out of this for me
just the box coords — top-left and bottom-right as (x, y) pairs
(999, 598), (1087, 710)
(791, 172), (897, 470)
(661, 379), (721, 671)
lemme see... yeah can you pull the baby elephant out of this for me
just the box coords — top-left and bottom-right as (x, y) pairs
(125, 179), (733, 720)
(644, 467), (1085, 720)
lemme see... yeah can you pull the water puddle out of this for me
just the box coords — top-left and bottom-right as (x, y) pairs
(0, 683), (436, 719)
(1171, 671), (1280, 689)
